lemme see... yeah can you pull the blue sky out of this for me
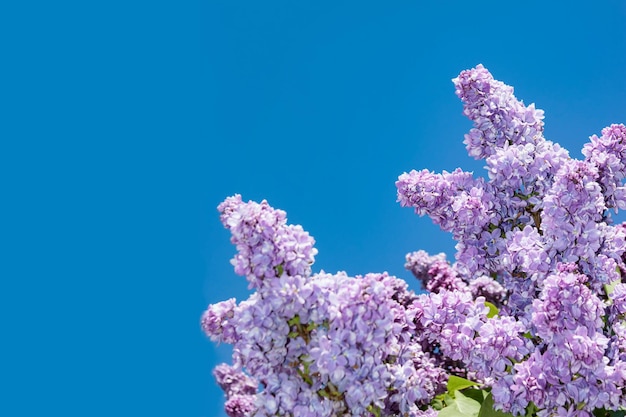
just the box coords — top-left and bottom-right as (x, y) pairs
(4, 1), (626, 416)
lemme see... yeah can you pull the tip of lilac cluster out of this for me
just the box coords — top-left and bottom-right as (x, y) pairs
(452, 64), (493, 101)
(602, 123), (626, 138)
(218, 194), (243, 214)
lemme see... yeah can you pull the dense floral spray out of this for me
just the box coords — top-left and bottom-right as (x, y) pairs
(203, 65), (626, 417)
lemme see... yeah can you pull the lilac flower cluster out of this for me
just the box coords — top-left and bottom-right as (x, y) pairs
(404, 250), (466, 293)
(396, 65), (626, 416)
(213, 364), (258, 417)
(404, 250), (505, 305)
(583, 124), (626, 212)
(205, 65), (626, 417)
(201, 298), (237, 344)
(217, 195), (318, 288)
(489, 267), (624, 416)
(452, 64), (545, 160)
(206, 195), (447, 417)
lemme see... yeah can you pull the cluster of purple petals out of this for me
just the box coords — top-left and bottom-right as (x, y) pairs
(247, 269), (450, 417)
(396, 169), (498, 239)
(206, 65), (626, 417)
(404, 250), (466, 293)
(201, 298), (237, 343)
(396, 64), (626, 415)
(207, 197), (453, 417)
(412, 290), (488, 363)
(467, 275), (506, 306)
(452, 63), (545, 160)
(217, 194), (318, 288)
(541, 161), (605, 264)
(485, 140), (568, 206)
(404, 250), (446, 283)
(468, 315), (532, 381)
(487, 268), (626, 416)
(396, 169), (505, 277)
(531, 267), (604, 342)
(412, 288), (533, 389)
(493, 348), (625, 417)
(607, 284), (626, 364)
(213, 364), (258, 417)
(582, 124), (626, 212)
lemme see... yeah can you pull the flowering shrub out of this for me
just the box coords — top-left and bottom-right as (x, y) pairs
(202, 65), (626, 417)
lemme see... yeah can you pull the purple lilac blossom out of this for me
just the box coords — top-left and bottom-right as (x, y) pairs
(541, 161), (605, 271)
(404, 250), (467, 293)
(201, 298), (237, 343)
(610, 283), (626, 317)
(396, 65), (626, 415)
(412, 290), (488, 363)
(423, 259), (467, 293)
(452, 63), (545, 160)
(396, 169), (497, 239)
(207, 65), (626, 417)
(396, 169), (500, 277)
(404, 250), (446, 283)
(488, 266), (624, 416)
(207, 196), (449, 416)
(217, 194), (318, 288)
(468, 315), (531, 381)
(582, 124), (626, 212)
(225, 394), (256, 417)
(213, 363), (258, 397)
(213, 364), (258, 417)
(468, 275), (506, 306)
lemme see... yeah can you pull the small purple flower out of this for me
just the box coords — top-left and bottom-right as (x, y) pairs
(452, 64), (545, 160)
(583, 124), (626, 212)
(468, 275), (506, 305)
(217, 195), (318, 288)
(201, 298), (237, 343)
(224, 394), (256, 417)
(213, 363), (258, 397)
(531, 268), (605, 343)
(404, 250), (447, 283)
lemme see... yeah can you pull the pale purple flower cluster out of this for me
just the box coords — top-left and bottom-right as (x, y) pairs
(218, 194), (318, 288)
(396, 65), (626, 415)
(201, 298), (237, 343)
(404, 250), (446, 282)
(413, 290), (488, 363)
(404, 250), (466, 293)
(452, 63), (545, 160)
(396, 169), (498, 240)
(468, 275), (506, 306)
(468, 315), (531, 381)
(207, 197), (450, 416)
(582, 124), (626, 212)
(206, 65), (626, 417)
(213, 364), (258, 417)
(488, 267), (625, 416)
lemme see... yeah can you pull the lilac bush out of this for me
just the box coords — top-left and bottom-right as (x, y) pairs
(203, 64), (626, 417)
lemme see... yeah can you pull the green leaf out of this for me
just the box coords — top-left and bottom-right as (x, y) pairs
(485, 301), (499, 318)
(438, 401), (461, 417)
(462, 388), (487, 404)
(477, 393), (515, 417)
(366, 405), (382, 417)
(447, 375), (479, 393)
(605, 279), (621, 298)
(593, 408), (626, 417)
(455, 390), (481, 417)
(431, 396), (445, 411)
